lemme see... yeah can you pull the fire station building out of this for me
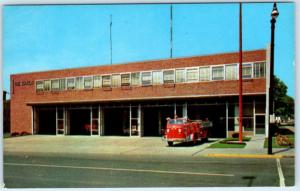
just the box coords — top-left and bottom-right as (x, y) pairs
(10, 49), (270, 138)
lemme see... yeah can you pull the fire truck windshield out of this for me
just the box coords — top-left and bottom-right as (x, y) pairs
(169, 119), (186, 124)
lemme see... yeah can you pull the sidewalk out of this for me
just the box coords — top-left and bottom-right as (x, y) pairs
(199, 134), (295, 158)
(4, 135), (294, 159)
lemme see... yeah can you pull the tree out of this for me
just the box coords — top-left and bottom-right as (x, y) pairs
(273, 75), (294, 119)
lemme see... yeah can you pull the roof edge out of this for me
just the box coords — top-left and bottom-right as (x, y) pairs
(11, 48), (266, 77)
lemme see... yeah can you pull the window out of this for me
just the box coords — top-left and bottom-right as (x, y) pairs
(152, 71), (162, 85)
(186, 68), (199, 82)
(131, 72), (140, 86)
(141, 72), (152, 86)
(111, 74), (121, 87)
(242, 63), (252, 79)
(102, 75), (111, 87)
(59, 79), (66, 90)
(84, 76), (93, 89)
(51, 79), (60, 91)
(121, 74), (130, 86)
(75, 77), (84, 89)
(67, 78), (75, 90)
(175, 69), (185, 83)
(199, 67), (210, 81)
(44, 80), (51, 91)
(36, 81), (44, 92)
(254, 62), (265, 78)
(93, 76), (101, 88)
(163, 70), (175, 84)
(212, 66), (224, 80)
(225, 65), (237, 80)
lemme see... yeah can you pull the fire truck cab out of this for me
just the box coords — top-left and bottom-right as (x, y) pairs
(164, 117), (212, 146)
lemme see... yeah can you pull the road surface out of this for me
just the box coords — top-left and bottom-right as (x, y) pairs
(4, 152), (294, 188)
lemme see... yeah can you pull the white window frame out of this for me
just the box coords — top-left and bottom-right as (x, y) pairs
(211, 65), (225, 81)
(242, 62), (253, 79)
(175, 68), (186, 83)
(163, 69), (175, 84)
(67, 77), (75, 90)
(36, 80), (44, 92)
(111, 74), (121, 88)
(93, 75), (101, 88)
(199, 66), (211, 81)
(121, 73), (131, 86)
(225, 64), (238, 80)
(51, 78), (60, 91)
(253, 61), (266, 78)
(102, 75), (111, 88)
(152, 70), (163, 85)
(141, 71), (152, 86)
(84, 76), (93, 89)
(75, 76), (84, 90)
(186, 67), (199, 82)
(131, 72), (140, 86)
(59, 78), (66, 91)
(44, 80), (51, 91)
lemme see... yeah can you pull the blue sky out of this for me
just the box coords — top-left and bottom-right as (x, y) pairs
(3, 3), (295, 97)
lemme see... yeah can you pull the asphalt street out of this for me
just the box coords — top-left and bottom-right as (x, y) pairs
(4, 152), (294, 188)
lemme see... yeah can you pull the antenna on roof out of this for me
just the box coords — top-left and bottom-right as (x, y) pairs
(110, 14), (113, 65)
(170, 4), (173, 59)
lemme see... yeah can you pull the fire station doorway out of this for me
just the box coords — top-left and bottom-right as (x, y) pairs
(36, 107), (56, 135)
(143, 106), (173, 136)
(69, 108), (90, 135)
(188, 104), (226, 138)
(103, 107), (129, 136)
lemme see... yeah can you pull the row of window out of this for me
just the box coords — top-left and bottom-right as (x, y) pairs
(36, 62), (266, 92)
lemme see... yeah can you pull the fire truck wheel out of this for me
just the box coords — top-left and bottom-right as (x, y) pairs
(167, 141), (173, 146)
(202, 137), (208, 142)
(193, 134), (198, 145)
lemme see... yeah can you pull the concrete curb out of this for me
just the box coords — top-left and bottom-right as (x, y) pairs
(203, 153), (295, 159)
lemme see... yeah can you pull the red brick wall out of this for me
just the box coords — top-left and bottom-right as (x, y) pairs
(10, 49), (267, 134)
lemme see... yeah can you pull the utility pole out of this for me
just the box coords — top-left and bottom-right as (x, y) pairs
(238, 2), (243, 143)
(110, 14), (113, 65)
(268, 2), (279, 154)
(170, 4), (173, 59)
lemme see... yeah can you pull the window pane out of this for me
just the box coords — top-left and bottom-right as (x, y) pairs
(111, 74), (121, 87)
(44, 80), (51, 91)
(187, 68), (199, 82)
(84, 76), (93, 89)
(199, 67), (210, 81)
(163, 70), (174, 84)
(102, 75), (111, 87)
(141, 72), (152, 86)
(67, 78), (75, 90)
(131, 72), (140, 86)
(242, 63), (252, 79)
(175, 69), (185, 83)
(51, 79), (59, 91)
(75, 77), (84, 89)
(93, 76), (101, 88)
(36, 81), (44, 92)
(59, 79), (66, 90)
(254, 62), (265, 78)
(152, 71), (162, 85)
(225, 65), (237, 80)
(121, 74), (130, 86)
(212, 66), (224, 80)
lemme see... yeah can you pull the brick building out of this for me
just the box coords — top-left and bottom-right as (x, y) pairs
(10, 49), (269, 138)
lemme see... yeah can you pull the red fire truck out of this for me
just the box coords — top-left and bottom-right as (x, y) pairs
(164, 117), (212, 146)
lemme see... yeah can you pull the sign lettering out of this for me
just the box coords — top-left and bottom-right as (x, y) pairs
(15, 80), (34, 87)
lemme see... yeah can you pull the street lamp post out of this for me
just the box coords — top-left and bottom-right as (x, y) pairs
(268, 2), (279, 155)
